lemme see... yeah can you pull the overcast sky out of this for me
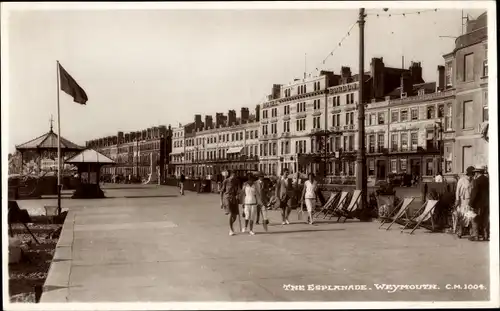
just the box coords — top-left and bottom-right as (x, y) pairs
(5, 4), (487, 152)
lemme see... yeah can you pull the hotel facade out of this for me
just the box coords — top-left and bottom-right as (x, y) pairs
(87, 13), (488, 182)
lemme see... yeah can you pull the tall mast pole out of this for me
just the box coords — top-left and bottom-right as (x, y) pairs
(56, 60), (62, 215)
(356, 8), (367, 211)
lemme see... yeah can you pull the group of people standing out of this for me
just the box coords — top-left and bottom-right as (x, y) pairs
(219, 168), (321, 236)
(454, 165), (490, 241)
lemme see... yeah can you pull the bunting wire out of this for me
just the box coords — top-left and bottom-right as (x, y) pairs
(367, 8), (438, 18)
(314, 20), (358, 73)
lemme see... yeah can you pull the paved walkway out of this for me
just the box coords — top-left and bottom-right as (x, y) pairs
(36, 184), (490, 302)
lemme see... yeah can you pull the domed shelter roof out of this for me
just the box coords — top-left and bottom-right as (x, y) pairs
(65, 148), (115, 165)
(15, 126), (84, 152)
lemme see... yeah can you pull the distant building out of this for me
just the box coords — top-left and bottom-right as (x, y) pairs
(86, 125), (172, 180)
(171, 108), (260, 178)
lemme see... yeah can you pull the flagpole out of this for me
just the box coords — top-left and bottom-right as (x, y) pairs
(56, 60), (62, 215)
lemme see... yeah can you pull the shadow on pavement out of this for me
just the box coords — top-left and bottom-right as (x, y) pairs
(260, 228), (346, 235)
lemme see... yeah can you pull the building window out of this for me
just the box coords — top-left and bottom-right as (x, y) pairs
(462, 145), (473, 173)
(390, 159), (397, 173)
(313, 99), (321, 110)
(427, 106), (435, 119)
(271, 108), (277, 118)
(284, 105), (290, 115)
(400, 159), (407, 172)
(437, 104), (444, 118)
(369, 160), (375, 176)
(391, 133), (398, 151)
(400, 109), (408, 122)
(377, 133), (384, 150)
(411, 108), (418, 120)
(263, 110), (268, 119)
(332, 97), (337, 107)
(391, 110), (399, 123)
(369, 113), (376, 126)
(483, 91), (488, 122)
(464, 53), (474, 82)
(401, 133), (408, 151)
(463, 100), (474, 129)
(369, 135), (375, 153)
(283, 120), (290, 132)
(418, 89), (425, 96)
(254, 130), (258, 138)
(240, 132), (243, 140)
(426, 159), (434, 176)
(378, 112), (385, 125)
(313, 116), (321, 129)
(445, 62), (452, 86)
(411, 132), (418, 150)
(271, 123), (277, 134)
(296, 118), (306, 131)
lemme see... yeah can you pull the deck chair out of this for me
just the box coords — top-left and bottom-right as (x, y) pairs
(400, 199), (439, 234)
(378, 197), (415, 230)
(8, 201), (39, 244)
(312, 192), (338, 218)
(324, 191), (349, 219)
(337, 190), (362, 223)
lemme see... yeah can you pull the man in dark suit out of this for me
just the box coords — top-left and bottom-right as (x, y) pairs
(469, 165), (489, 241)
(275, 168), (293, 225)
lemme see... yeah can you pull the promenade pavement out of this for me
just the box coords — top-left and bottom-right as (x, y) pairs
(33, 184), (489, 302)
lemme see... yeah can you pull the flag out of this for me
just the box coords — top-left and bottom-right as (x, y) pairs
(58, 63), (88, 105)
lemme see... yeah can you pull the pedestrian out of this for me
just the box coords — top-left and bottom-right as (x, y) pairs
(301, 173), (318, 225)
(179, 173), (186, 195)
(240, 174), (261, 235)
(275, 168), (293, 225)
(469, 165), (489, 241)
(220, 170), (240, 236)
(454, 166), (474, 237)
(255, 172), (269, 227)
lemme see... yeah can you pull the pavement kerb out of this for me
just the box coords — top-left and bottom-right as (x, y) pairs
(40, 210), (76, 302)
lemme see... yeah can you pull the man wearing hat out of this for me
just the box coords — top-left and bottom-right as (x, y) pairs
(454, 166), (475, 237)
(469, 165), (489, 241)
(255, 172), (269, 226)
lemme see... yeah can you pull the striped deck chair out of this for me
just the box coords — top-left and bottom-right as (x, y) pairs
(378, 197), (415, 230)
(324, 191), (349, 219)
(337, 190), (362, 223)
(312, 192), (338, 218)
(400, 200), (439, 234)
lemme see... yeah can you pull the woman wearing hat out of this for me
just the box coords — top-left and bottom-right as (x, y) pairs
(454, 166), (475, 237)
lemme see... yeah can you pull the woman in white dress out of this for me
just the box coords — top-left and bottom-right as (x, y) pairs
(241, 174), (262, 235)
(301, 173), (318, 225)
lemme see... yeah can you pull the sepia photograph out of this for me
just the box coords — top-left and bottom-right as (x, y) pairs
(2, 1), (498, 309)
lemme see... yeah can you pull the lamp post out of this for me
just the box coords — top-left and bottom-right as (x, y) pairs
(356, 8), (367, 211)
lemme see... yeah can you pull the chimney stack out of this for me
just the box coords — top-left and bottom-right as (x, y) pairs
(401, 72), (413, 97)
(228, 110), (237, 126)
(215, 113), (224, 128)
(409, 61), (423, 84)
(341, 66), (352, 84)
(194, 114), (202, 130)
(370, 57), (386, 99)
(272, 84), (281, 99)
(204, 115), (213, 129)
(241, 107), (249, 123)
(255, 105), (261, 122)
(437, 65), (445, 91)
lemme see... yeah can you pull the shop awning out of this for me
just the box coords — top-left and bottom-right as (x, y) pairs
(227, 146), (243, 154)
